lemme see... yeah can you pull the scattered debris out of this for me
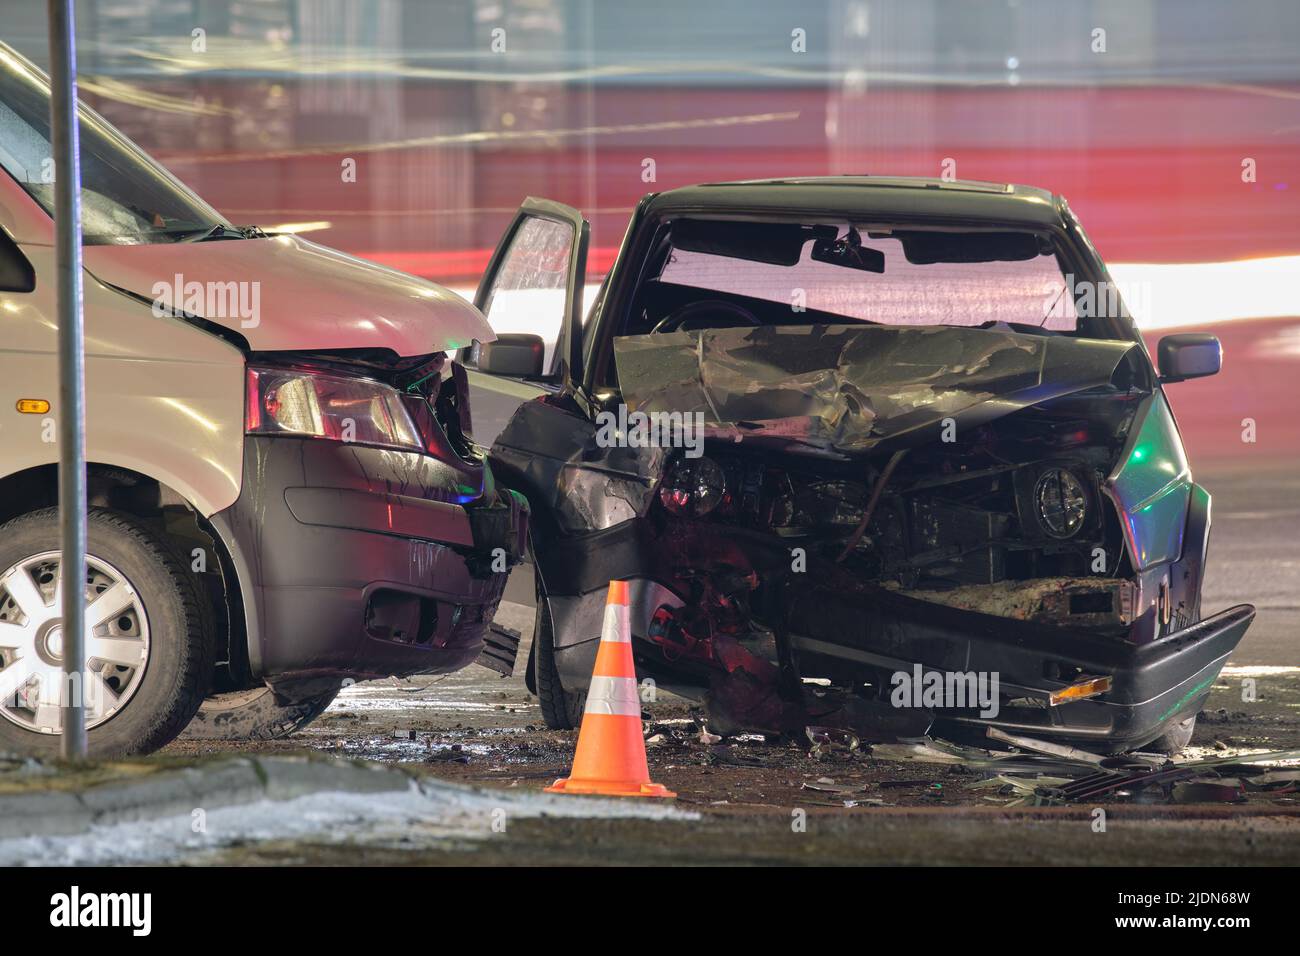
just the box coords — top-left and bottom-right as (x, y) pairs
(801, 777), (868, 795)
(806, 726), (860, 760)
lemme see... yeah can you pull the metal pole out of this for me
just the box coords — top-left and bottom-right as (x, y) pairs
(47, 0), (87, 760)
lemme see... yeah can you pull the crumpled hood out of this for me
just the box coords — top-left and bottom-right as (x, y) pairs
(614, 324), (1139, 456)
(82, 235), (491, 356)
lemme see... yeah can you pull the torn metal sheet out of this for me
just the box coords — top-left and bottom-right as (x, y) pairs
(614, 324), (1137, 457)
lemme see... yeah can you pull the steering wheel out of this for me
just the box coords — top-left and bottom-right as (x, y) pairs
(652, 299), (761, 333)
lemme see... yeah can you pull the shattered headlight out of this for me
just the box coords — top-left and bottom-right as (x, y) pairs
(245, 365), (424, 452)
(1033, 467), (1088, 539)
(659, 456), (726, 517)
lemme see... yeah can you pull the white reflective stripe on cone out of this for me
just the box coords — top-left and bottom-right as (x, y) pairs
(600, 603), (631, 643)
(584, 675), (641, 717)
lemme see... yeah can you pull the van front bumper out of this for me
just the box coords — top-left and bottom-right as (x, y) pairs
(208, 436), (527, 684)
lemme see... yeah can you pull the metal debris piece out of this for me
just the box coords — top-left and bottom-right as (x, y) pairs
(475, 623), (522, 677)
(1171, 780), (1245, 804)
(1242, 770), (1300, 792)
(802, 777), (867, 794)
(986, 727), (1106, 766)
(869, 737), (987, 765)
(966, 774), (1074, 796)
(1174, 747), (1300, 771)
(1040, 764), (1199, 804)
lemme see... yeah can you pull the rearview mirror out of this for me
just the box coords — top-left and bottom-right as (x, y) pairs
(473, 333), (546, 378)
(810, 227), (885, 273)
(1158, 333), (1221, 383)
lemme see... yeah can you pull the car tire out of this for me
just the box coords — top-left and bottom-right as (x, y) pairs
(0, 507), (214, 758)
(1149, 714), (1198, 755)
(179, 683), (341, 741)
(532, 574), (585, 730)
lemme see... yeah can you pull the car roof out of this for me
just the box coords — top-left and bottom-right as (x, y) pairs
(646, 176), (1064, 228)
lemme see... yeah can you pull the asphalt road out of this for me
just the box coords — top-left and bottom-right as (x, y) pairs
(1196, 461), (1299, 668)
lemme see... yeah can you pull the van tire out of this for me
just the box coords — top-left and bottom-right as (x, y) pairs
(0, 508), (213, 758)
(180, 683), (341, 740)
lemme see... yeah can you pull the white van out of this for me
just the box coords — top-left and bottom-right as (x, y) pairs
(0, 42), (526, 756)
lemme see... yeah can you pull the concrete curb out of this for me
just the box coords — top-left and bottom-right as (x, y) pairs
(0, 755), (411, 840)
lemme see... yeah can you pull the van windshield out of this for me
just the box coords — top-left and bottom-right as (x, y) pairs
(0, 46), (229, 245)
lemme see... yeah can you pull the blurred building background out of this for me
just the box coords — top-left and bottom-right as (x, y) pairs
(4, 0), (1299, 459)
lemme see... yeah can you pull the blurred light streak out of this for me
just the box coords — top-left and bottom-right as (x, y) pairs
(262, 220), (333, 235)
(78, 75), (235, 116)
(168, 111), (801, 164)
(1109, 255), (1300, 330)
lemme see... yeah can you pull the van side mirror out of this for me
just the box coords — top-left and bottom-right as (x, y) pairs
(1157, 333), (1221, 383)
(473, 333), (546, 378)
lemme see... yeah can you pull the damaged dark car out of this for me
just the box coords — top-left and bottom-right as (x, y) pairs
(468, 177), (1254, 754)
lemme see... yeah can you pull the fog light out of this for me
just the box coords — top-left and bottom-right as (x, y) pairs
(659, 456), (725, 517)
(1034, 468), (1087, 539)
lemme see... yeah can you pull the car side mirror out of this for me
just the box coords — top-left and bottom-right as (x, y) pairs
(1157, 333), (1221, 383)
(473, 333), (546, 378)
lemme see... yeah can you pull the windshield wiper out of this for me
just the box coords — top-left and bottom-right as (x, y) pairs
(179, 223), (267, 242)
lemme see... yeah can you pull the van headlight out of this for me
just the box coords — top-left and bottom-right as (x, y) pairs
(245, 366), (424, 452)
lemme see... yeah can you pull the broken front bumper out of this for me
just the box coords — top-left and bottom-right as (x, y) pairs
(787, 586), (1254, 751)
(208, 436), (527, 685)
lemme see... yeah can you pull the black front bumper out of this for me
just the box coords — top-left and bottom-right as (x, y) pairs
(208, 436), (527, 684)
(787, 585), (1254, 751)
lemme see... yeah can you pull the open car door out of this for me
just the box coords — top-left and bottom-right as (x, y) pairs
(473, 197), (589, 383)
(465, 198), (589, 446)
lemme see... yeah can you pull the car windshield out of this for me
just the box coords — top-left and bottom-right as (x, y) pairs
(656, 220), (1078, 332)
(0, 46), (228, 245)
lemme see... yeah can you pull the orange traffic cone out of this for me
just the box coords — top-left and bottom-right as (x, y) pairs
(545, 580), (675, 798)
